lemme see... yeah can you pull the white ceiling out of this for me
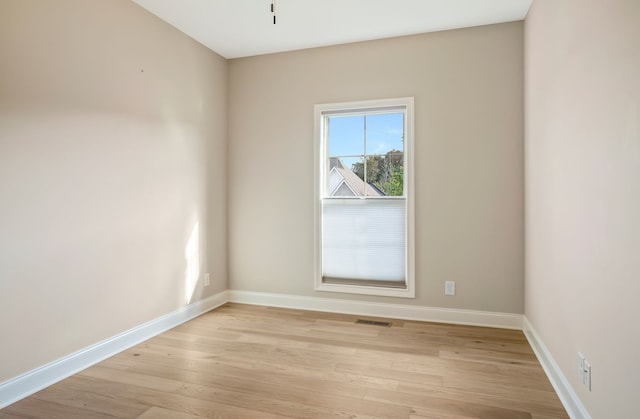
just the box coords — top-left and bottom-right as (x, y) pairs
(132, 0), (532, 59)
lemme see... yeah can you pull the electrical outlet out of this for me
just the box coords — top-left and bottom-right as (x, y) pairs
(578, 352), (592, 391)
(584, 360), (591, 391)
(445, 281), (456, 296)
(204, 273), (210, 287)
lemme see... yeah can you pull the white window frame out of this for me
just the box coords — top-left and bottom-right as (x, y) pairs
(314, 97), (415, 298)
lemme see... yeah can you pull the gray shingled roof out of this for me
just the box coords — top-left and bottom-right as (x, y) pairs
(329, 157), (384, 197)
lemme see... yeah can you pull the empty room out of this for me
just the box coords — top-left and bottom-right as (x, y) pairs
(0, 0), (637, 418)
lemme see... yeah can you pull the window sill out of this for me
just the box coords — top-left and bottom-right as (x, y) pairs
(315, 281), (415, 298)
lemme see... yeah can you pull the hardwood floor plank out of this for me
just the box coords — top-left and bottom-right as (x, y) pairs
(3, 398), (115, 419)
(396, 381), (567, 417)
(0, 304), (568, 418)
(60, 375), (295, 418)
(365, 388), (532, 419)
(439, 347), (539, 366)
(31, 383), (150, 418)
(409, 412), (479, 419)
(335, 363), (443, 386)
(0, 412), (30, 419)
(79, 364), (185, 393)
(177, 380), (410, 419)
(137, 406), (203, 419)
(443, 370), (556, 393)
(391, 353), (546, 381)
(136, 406), (287, 419)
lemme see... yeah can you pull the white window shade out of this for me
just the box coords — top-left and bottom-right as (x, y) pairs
(322, 199), (406, 282)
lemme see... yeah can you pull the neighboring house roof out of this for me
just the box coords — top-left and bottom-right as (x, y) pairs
(329, 157), (384, 197)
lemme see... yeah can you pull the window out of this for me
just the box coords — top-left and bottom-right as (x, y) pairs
(314, 98), (414, 298)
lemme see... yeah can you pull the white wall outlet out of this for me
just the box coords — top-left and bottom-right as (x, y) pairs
(578, 352), (592, 391)
(584, 360), (591, 391)
(204, 273), (210, 287)
(445, 281), (456, 296)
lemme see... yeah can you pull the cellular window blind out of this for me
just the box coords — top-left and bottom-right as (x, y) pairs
(321, 198), (406, 283)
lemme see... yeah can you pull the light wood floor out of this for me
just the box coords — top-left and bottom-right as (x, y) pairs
(1, 303), (568, 419)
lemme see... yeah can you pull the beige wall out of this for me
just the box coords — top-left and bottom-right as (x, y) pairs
(525, 0), (640, 417)
(228, 22), (524, 313)
(0, 2), (527, 392)
(0, 0), (227, 382)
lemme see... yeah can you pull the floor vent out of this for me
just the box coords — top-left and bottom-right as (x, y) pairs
(356, 319), (392, 327)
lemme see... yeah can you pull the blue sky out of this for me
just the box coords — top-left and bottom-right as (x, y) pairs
(328, 113), (404, 158)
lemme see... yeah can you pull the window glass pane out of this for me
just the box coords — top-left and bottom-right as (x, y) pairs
(328, 115), (364, 157)
(328, 156), (385, 197)
(362, 153), (404, 197)
(365, 113), (404, 155)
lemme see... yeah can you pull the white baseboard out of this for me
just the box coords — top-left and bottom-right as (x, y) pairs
(0, 291), (228, 409)
(228, 290), (523, 329)
(522, 317), (591, 419)
(7, 289), (585, 418)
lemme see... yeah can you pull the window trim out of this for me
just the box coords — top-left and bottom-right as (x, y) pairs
(314, 97), (415, 298)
